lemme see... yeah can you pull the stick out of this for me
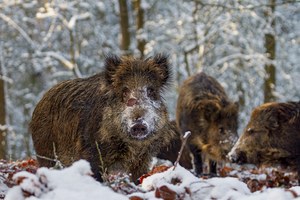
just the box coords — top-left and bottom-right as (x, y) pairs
(173, 131), (191, 171)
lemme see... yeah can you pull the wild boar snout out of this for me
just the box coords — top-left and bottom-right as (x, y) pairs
(130, 118), (149, 139)
(228, 148), (247, 164)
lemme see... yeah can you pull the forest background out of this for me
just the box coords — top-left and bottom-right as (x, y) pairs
(0, 0), (299, 160)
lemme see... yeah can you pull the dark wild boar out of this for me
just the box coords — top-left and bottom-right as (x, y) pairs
(176, 72), (239, 175)
(228, 101), (300, 184)
(30, 54), (175, 182)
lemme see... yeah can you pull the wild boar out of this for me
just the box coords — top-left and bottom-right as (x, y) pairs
(228, 101), (300, 184)
(176, 72), (239, 175)
(30, 54), (175, 183)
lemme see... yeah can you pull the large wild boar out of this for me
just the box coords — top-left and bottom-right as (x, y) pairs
(30, 54), (175, 183)
(228, 101), (300, 184)
(176, 72), (239, 175)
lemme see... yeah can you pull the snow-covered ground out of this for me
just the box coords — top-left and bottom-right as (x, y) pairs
(2, 159), (300, 200)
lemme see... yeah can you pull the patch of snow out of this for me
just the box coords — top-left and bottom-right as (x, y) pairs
(5, 160), (127, 200)
(240, 188), (297, 200)
(137, 164), (300, 200)
(141, 165), (198, 191)
(4, 160), (300, 200)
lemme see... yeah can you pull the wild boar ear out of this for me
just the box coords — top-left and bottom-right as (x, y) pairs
(202, 100), (221, 121)
(104, 54), (122, 84)
(152, 54), (172, 86)
(234, 101), (239, 111)
(266, 112), (279, 131)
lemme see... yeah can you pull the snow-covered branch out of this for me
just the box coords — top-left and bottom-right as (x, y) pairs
(68, 12), (91, 30)
(196, 0), (300, 10)
(36, 5), (91, 31)
(210, 53), (268, 70)
(0, 13), (38, 49)
(40, 51), (74, 70)
(36, 51), (82, 78)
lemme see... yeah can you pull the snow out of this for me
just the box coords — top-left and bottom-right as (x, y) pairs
(136, 165), (300, 200)
(4, 160), (128, 200)
(4, 160), (300, 200)
(240, 188), (297, 200)
(136, 165), (251, 199)
(183, 131), (191, 138)
(141, 165), (199, 191)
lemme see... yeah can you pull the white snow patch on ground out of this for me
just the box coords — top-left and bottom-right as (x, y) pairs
(3, 160), (300, 200)
(4, 160), (127, 200)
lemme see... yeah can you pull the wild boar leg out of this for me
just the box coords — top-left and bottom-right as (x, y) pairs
(297, 159), (300, 185)
(209, 160), (217, 175)
(189, 144), (203, 175)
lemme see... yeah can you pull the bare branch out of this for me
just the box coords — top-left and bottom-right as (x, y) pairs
(210, 53), (268, 70)
(196, 0), (300, 10)
(173, 131), (191, 170)
(35, 143), (64, 169)
(95, 141), (109, 182)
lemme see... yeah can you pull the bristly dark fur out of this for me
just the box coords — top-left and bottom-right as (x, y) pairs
(104, 54), (172, 90)
(151, 53), (173, 88)
(104, 54), (122, 85)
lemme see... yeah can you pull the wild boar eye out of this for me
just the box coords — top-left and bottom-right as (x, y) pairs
(219, 127), (225, 134)
(122, 87), (130, 100)
(247, 128), (254, 134)
(147, 87), (156, 98)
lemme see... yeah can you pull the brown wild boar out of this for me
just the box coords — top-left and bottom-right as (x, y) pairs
(228, 101), (300, 184)
(30, 54), (175, 183)
(156, 120), (193, 169)
(176, 72), (239, 175)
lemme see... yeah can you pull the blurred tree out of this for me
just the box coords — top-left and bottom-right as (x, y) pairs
(119, 0), (131, 55)
(133, 0), (146, 58)
(0, 54), (6, 159)
(264, 0), (276, 102)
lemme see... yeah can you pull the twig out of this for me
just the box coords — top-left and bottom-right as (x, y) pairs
(173, 131), (191, 171)
(196, 0), (300, 10)
(52, 142), (64, 169)
(36, 142), (64, 169)
(36, 155), (64, 169)
(95, 141), (108, 182)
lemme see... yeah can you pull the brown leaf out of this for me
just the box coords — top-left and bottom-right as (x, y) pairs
(15, 176), (27, 185)
(247, 179), (261, 193)
(155, 185), (177, 200)
(219, 166), (233, 177)
(129, 196), (144, 200)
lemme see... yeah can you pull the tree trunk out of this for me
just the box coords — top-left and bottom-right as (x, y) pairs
(118, 0), (131, 55)
(236, 61), (245, 108)
(264, 0), (276, 103)
(133, 0), (146, 58)
(0, 56), (7, 159)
